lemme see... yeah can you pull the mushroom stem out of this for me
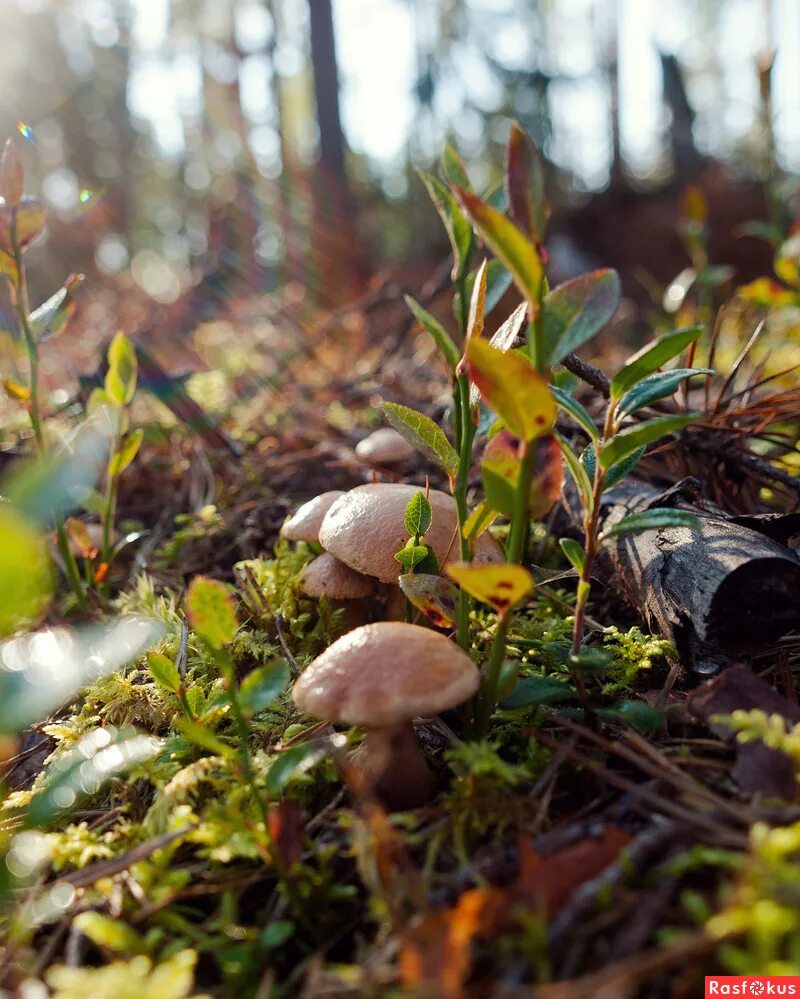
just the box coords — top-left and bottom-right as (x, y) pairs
(357, 723), (435, 811)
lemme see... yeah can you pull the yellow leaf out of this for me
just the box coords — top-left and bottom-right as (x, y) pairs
(446, 562), (534, 613)
(466, 338), (555, 442)
(454, 188), (543, 308)
(3, 378), (30, 402)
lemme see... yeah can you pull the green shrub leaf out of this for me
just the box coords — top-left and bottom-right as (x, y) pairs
(610, 327), (703, 400)
(602, 509), (702, 540)
(147, 652), (181, 694)
(186, 576), (238, 650)
(599, 414), (698, 470)
(615, 368), (713, 417)
(500, 675), (574, 709)
(551, 385), (598, 439)
(404, 491), (433, 537)
(404, 295), (461, 372)
(104, 331), (138, 406)
(382, 402), (459, 477)
(542, 269), (620, 364)
(240, 660), (290, 715)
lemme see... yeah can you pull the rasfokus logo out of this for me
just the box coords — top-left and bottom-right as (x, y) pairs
(705, 978), (800, 997)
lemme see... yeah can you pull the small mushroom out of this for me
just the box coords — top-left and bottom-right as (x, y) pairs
(299, 552), (377, 600)
(319, 483), (503, 583)
(280, 491), (344, 543)
(292, 621), (479, 809)
(354, 428), (414, 465)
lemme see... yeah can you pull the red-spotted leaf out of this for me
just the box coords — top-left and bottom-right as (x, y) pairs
(447, 562), (534, 614)
(466, 338), (555, 442)
(399, 573), (459, 629)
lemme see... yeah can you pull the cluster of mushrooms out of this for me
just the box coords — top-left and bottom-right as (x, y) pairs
(280, 477), (504, 809)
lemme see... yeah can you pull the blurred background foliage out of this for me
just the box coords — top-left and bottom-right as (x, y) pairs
(0, 0), (796, 371)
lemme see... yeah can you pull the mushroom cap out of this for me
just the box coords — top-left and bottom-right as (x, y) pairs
(355, 428), (414, 464)
(281, 491), (345, 543)
(299, 552), (376, 600)
(318, 483), (504, 583)
(292, 622), (480, 727)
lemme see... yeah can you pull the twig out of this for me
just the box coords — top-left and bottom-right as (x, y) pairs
(276, 614), (302, 675)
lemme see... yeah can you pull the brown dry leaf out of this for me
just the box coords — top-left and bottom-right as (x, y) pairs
(400, 887), (504, 999)
(512, 825), (631, 918)
(267, 799), (305, 869)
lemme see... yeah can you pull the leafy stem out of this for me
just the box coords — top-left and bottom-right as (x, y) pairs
(10, 210), (86, 611)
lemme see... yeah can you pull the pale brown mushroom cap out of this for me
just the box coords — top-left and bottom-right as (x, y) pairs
(292, 621), (480, 727)
(280, 490), (344, 543)
(355, 428), (414, 464)
(318, 483), (503, 583)
(299, 552), (376, 600)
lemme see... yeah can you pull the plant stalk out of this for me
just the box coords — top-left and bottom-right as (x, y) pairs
(10, 212), (86, 611)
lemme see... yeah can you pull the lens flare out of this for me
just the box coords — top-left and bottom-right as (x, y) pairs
(16, 120), (36, 145)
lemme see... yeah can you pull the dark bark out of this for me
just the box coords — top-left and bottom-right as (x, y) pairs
(308, 0), (346, 183)
(594, 479), (800, 673)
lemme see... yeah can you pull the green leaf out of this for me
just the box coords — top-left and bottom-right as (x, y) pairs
(404, 491), (433, 537)
(555, 432), (593, 513)
(398, 573), (458, 629)
(482, 457), (517, 518)
(239, 660), (290, 715)
(73, 912), (146, 955)
(418, 171), (473, 279)
(454, 187), (544, 308)
(265, 743), (326, 797)
(441, 145), (471, 188)
(559, 537), (585, 572)
(581, 442), (646, 488)
(615, 368), (713, 418)
(500, 675), (574, 709)
(463, 501), (498, 541)
(0, 616), (165, 735)
(25, 727), (162, 828)
(602, 509), (701, 541)
(465, 338), (555, 442)
(185, 576), (238, 650)
(5, 424), (111, 526)
(610, 327), (703, 400)
(0, 506), (52, 639)
(542, 269), (621, 365)
(175, 718), (234, 758)
(104, 331), (138, 406)
(394, 545), (430, 570)
(147, 652), (181, 694)
(599, 414), (698, 470)
(596, 699), (663, 734)
(382, 402), (459, 477)
(404, 294), (461, 372)
(108, 428), (143, 476)
(551, 385), (598, 439)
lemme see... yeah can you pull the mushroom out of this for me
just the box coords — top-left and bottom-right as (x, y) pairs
(354, 428), (414, 465)
(298, 554), (377, 633)
(280, 491), (344, 543)
(318, 483), (503, 584)
(299, 552), (376, 600)
(292, 622), (479, 809)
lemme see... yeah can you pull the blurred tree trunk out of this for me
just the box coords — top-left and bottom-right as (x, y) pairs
(308, 0), (346, 183)
(306, 0), (366, 303)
